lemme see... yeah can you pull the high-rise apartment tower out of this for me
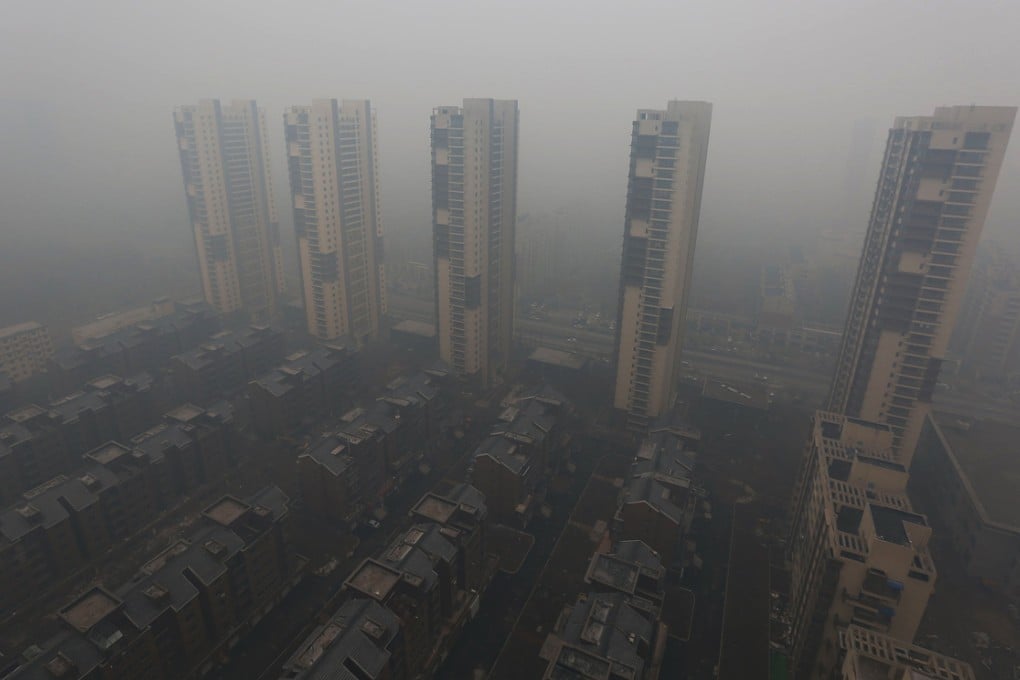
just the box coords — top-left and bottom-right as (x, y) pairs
(285, 99), (386, 344)
(828, 106), (1015, 460)
(613, 101), (712, 429)
(431, 99), (519, 384)
(174, 100), (284, 322)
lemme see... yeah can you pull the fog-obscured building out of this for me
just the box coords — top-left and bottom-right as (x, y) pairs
(0, 321), (53, 383)
(828, 106), (1016, 460)
(285, 100), (386, 344)
(613, 101), (712, 430)
(174, 100), (284, 321)
(431, 99), (518, 385)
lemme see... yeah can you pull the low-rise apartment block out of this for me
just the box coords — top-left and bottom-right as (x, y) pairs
(248, 345), (356, 439)
(6, 486), (298, 680)
(410, 483), (489, 595)
(539, 591), (667, 680)
(298, 371), (448, 525)
(279, 598), (406, 680)
(787, 412), (937, 679)
(616, 427), (699, 566)
(51, 300), (218, 392)
(0, 373), (155, 504)
(471, 391), (566, 526)
(0, 321), (53, 383)
(170, 325), (286, 404)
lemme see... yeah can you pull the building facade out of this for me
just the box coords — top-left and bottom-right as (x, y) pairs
(838, 625), (975, 680)
(613, 101), (712, 429)
(431, 99), (519, 385)
(911, 413), (1020, 600)
(787, 412), (937, 679)
(174, 100), (284, 321)
(827, 106), (1016, 459)
(285, 100), (387, 343)
(0, 322), (53, 383)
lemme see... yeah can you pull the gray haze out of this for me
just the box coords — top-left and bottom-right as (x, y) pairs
(2, 0), (1019, 324)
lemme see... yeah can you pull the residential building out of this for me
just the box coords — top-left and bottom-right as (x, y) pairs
(344, 516), (490, 678)
(7, 486), (298, 680)
(470, 394), (562, 526)
(297, 375), (444, 525)
(410, 483), (489, 594)
(344, 529), (448, 674)
(174, 100), (284, 321)
(130, 403), (234, 502)
(71, 298), (177, 345)
(612, 101), (712, 430)
(0, 321), (53, 383)
(431, 99), (519, 385)
(837, 625), (975, 680)
(911, 413), (1020, 599)
(584, 540), (666, 608)
(0, 404), (75, 504)
(0, 450), (155, 616)
(615, 428), (699, 566)
(48, 373), (155, 457)
(279, 598), (406, 680)
(285, 99), (386, 343)
(169, 325), (286, 404)
(538, 591), (667, 680)
(958, 252), (1020, 380)
(249, 345), (357, 439)
(827, 106), (1016, 459)
(787, 412), (937, 679)
(50, 300), (219, 392)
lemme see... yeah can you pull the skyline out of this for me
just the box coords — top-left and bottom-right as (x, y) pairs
(3, 2), (1020, 262)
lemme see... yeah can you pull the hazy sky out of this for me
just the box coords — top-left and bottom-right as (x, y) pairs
(2, 0), (1019, 256)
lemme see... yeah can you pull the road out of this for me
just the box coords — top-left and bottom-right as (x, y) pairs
(387, 293), (1020, 422)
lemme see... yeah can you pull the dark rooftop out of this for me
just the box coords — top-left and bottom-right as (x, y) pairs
(934, 413), (1020, 530)
(59, 588), (121, 633)
(282, 598), (401, 679)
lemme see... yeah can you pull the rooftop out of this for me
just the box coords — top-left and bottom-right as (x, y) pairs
(528, 346), (587, 371)
(0, 321), (44, 339)
(165, 403), (206, 424)
(474, 435), (528, 475)
(702, 379), (769, 411)
(203, 497), (250, 527)
(391, 319), (437, 338)
(869, 505), (927, 547)
(412, 494), (458, 525)
(59, 588), (121, 633)
(84, 441), (134, 466)
(345, 560), (402, 601)
(933, 413), (1020, 530)
(544, 592), (655, 680)
(301, 435), (354, 476)
(283, 599), (400, 679)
